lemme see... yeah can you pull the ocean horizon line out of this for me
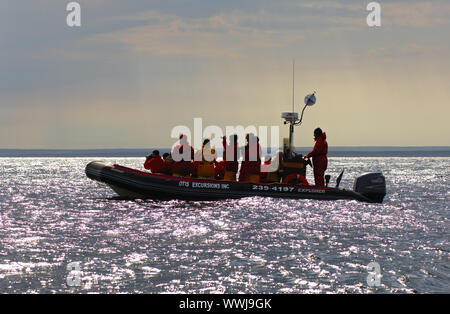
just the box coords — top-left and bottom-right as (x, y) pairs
(2, 146), (449, 150)
(1, 146), (449, 158)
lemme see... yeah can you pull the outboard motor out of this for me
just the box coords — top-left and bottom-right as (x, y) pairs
(353, 173), (386, 203)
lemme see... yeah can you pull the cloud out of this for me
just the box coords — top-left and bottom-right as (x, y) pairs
(367, 43), (446, 59)
(296, 1), (362, 11)
(92, 10), (306, 58)
(382, 1), (450, 27)
(297, 0), (450, 28)
(93, 1), (401, 57)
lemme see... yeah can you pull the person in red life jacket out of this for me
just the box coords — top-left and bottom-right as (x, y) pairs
(248, 135), (262, 174)
(224, 134), (239, 173)
(193, 139), (217, 179)
(192, 139), (212, 178)
(239, 134), (261, 182)
(162, 152), (173, 175)
(144, 153), (153, 170)
(305, 128), (328, 187)
(215, 134), (239, 180)
(171, 134), (194, 177)
(144, 150), (166, 174)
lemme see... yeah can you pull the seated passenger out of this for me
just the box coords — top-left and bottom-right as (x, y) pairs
(171, 134), (194, 177)
(239, 133), (261, 183)
(194, 139), (216, 179)
(162, 153), (173, 175)
(224, 134), (239, 181)
(214, 134), (239, 181)
(144, 150), (166, 174)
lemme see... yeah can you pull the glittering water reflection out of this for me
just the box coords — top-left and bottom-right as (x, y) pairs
(0, 157), (448, 293)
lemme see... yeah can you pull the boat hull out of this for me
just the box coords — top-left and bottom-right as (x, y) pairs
(85, 161), (378, 203)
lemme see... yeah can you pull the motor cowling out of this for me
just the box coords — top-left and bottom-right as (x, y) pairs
(353, 173), (386, 203)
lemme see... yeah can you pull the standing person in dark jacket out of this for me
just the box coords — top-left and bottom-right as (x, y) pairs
(305, 128), (328, 187)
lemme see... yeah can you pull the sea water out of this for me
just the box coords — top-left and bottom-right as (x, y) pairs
(0, 157), (448, 293)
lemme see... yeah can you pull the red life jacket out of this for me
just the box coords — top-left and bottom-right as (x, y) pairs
(306, 132), (328, 174)
(144, 155), (165, 174)
(223, 139), (239, 172)
(239, 143), (261, 181)
(171, 144), (194, 176)
(162, 160), (173, 175)
(243, 142), (261, 174)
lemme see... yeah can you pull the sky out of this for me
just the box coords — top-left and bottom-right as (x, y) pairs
(1, 0), (449, 149)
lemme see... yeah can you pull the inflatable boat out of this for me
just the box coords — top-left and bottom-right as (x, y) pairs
(85, 91), (387, 203)
(85, 161), (386, 203)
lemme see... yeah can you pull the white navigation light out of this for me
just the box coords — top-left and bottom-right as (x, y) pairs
(304, 93), (316, 107)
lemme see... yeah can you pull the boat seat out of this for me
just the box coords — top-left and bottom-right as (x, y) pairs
(197, 163), (215, 179)
(224, 171), (237, 181)
(245, 174), (260, 183)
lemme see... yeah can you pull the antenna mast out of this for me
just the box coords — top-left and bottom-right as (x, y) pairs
(281, 60), (317, 159)
(292, 59), (295, 113)
(288, 59), (295, 156)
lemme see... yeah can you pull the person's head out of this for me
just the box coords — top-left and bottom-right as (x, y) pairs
(179, 134), (188, 144)
(152, 150), (160, 157)
(202, 139), (210, 147)
(162, 152), (170, 160)
(314, 127), (323, 140)
(246, 133), (256, 145)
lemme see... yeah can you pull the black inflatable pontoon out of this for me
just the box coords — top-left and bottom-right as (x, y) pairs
(85, 162), (386, 203)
